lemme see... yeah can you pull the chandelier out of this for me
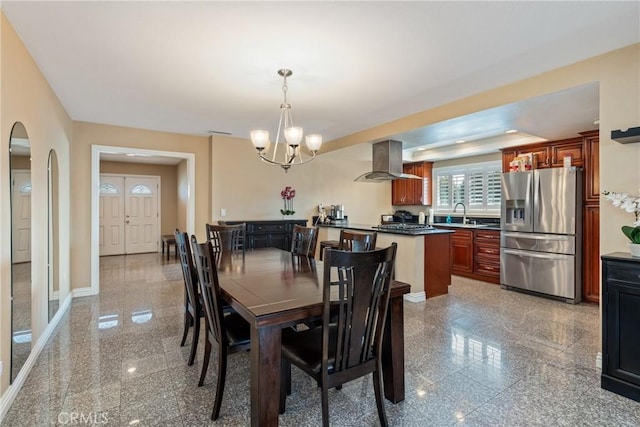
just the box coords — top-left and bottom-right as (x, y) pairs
(250, 69), (322, 172)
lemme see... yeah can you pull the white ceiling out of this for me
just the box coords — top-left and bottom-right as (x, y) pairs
(2, 1), (639, 161)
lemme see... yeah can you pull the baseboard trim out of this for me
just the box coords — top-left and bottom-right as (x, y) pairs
(72, 287), (95, 297)
(0, 292), (73, 422)
(404, 292), (426, 303)
(596, 352), (602, 369)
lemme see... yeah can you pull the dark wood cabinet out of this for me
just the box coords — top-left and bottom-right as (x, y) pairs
(450, 229), (474, 274)
(224, 219), (307, 251)
(500, 137), (583, 171)
(582, 130), (600, 204)
(601, 253), (640, 402)
(583, 205), (600, 303)
(437, 227), (500, 284)
(550, 140), (584, 167)
(392, 161), (432, 205)
(473, 229), (501, 282)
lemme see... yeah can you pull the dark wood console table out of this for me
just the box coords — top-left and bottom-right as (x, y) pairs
(222, 219), (307, 251)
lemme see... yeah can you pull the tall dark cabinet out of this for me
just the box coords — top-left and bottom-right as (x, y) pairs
(601, 253), (640, 402)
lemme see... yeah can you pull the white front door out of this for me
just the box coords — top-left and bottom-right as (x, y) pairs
(12, 170), (32, 263)
(124, 177), (159, 254)
(99, 176), (125, 256)
(99, 174), (160, 255)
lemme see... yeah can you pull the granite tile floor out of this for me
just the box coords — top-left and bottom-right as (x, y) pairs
(3, 252), (639, 426)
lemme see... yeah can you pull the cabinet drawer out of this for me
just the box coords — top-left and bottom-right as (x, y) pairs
(607, 262), (640, 285)
(475, 244), (500, 257)
(451, 229), (474, 241)
(475, 263), (500, 277)
(253, 223), (287, 233)
(475, 230), (500, 241)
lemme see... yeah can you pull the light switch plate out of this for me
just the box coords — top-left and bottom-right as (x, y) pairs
(220, 208), (226, 217)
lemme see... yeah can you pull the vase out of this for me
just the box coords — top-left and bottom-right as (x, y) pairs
(629, 243), (640, 258)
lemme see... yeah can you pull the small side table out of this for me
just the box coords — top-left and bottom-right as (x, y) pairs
(161, 235), (177, 261)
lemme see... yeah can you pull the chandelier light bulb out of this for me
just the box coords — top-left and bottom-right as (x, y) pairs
(305, 134), (322, 152)
(284, 127), (303, 146)
(250, 130), (269, 150)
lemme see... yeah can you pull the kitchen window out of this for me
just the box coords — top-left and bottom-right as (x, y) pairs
(434, 161), (501, 213)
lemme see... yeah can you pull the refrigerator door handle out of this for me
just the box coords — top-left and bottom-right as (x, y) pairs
(503, 248), (570, 260)
(502, 232), (569, 241)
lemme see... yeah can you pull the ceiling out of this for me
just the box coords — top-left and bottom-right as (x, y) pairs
(2, 1), (639, 162)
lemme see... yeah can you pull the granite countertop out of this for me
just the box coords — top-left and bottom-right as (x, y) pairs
(432, 222), (501, 231)
(317, 222), (454, 236)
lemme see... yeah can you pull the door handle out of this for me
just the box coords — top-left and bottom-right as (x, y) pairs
(126, 221), (130, 224)
(503, 248), (570, 260)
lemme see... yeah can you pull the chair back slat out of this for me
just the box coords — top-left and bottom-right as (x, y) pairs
(338, 230), (377, 252)
(191, 236), (226, 345)
(175, 230), (199, 311)
(206, 223), (246, 255)
(323, 244), (397, 373)
(290, 225), (319, 257)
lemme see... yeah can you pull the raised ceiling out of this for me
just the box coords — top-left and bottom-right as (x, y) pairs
(2, 2), (639, 157)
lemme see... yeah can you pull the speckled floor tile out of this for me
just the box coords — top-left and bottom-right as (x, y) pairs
(3, 255), (633, 427)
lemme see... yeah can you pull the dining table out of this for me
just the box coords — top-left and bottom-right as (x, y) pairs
(215, 247), (411, 426)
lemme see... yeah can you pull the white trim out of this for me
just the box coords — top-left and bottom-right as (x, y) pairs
(0, 292), (72, 422)
(91, 145), (196, 296)
(72, 287), (95, 298)
(596, 352), (602, 369)
(404, 292), (426, 303)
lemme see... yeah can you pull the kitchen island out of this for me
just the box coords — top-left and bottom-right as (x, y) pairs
(317, 223), (453, 301)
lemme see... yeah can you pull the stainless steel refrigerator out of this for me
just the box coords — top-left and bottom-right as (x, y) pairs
(500, 167), (582, 303)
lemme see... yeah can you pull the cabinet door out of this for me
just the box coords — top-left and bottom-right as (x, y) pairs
(550, 140), (584, 167)
(605, 279), (640, 384)
(270, 234), (289, 251)
(583, 133), (600, 204)
(518, 146), (550, 168)
(583, 205), (600, 303)
(418, 162), (433, 205)
(502, 150), (516, 172)
(451, 229), (474, 273)
(391, 177), (408, 205)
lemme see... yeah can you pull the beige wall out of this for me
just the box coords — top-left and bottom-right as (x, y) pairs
(177, 159), (188, 232)
(433, 152), (501, 169)
(72, 121), (210, 289)
(1, 13), (73, 392)
(100, 161), (178, 235)
(211, 135), (391, 226)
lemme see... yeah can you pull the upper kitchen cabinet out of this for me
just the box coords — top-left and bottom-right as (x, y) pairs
(501, 137), (584, 171)
(392, 161), (433, 205)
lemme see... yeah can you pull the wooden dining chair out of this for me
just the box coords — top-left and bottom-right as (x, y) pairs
(338, 229), (377, 251)
(190, 235), (251, 421)
(279, 243), (398, 427)
(174, 229), (203, 366)
(290, 225), (319, 257)
(207, 223), (246, 255)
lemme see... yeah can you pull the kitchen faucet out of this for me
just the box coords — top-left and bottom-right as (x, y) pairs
(453, 202), (467, 224)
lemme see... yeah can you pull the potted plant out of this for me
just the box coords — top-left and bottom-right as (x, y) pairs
(603, 190), (640, 257)
(280, 186), (296, 217)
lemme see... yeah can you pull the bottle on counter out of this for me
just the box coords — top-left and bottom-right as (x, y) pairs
(446, 215), (452, 224)
(428, 208), (434, 225)
(418, 211), (426, 225)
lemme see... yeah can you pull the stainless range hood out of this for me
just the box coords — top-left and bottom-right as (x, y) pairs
(354, 140), (421, 182)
